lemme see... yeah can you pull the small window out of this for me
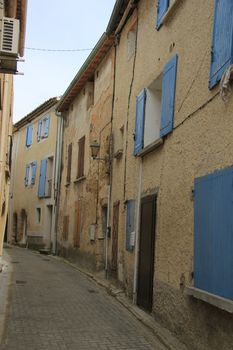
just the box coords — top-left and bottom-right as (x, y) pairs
(24, 161), (37, 187)
(77, 136), (85, 179)
(26, 125), (33, 147)
(37, 116), (50, 142)
(127, 27), (136, 60)
(36, 207), (41, 224)
(134, 55), (178, 156)
(66, 143), (72, 184)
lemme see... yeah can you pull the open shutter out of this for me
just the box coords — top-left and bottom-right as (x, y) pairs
(134, 89), (146, 156)
(194, 167), (233, 300)
(160, 54), (178, 138)
(37, 120), (42, 142)
(77, 136), (85, 178)
(31, 161), (37, 185)
(24, 164), (30, 186)
(43, 117), (50, 138)
(209, 0), (233, 89)
(38, 158), (47, 197)
(66, 143), (72, 183)
(126, 200), (135, 252)
(26, 125), (33, 147)
(156, 0), (169, 29)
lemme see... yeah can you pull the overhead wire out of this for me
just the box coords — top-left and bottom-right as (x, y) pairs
(24, 47), (93, 52)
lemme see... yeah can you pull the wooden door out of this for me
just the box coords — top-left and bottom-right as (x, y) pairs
(137, 195), (156, 312)
(112, 201), (119, 271)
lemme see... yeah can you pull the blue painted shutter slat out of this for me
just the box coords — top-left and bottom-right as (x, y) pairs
(37, 120), (42, 142)
(194, 167), (233, 300)
(26, 125), (33, 147)
(126, 200), (135, 252)
(134, 89), (146, 156)
(160, 54), (178, 138)
(156, 0), (169, 29)
(31, 161), (37, 185)
(44, 117), (50, 138)
(24, 164), (30, 186)
(209, 0), (233, 89)
(38, 159), (47, 197)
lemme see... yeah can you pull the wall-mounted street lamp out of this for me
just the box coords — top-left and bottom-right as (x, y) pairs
(90, 140), (108, 162)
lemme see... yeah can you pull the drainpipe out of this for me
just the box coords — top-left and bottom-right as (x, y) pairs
(133, 158), (143, 304)
(53, 111), (64, 254)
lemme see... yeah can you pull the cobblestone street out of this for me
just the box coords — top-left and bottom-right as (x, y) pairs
(0, 247), (166, 350)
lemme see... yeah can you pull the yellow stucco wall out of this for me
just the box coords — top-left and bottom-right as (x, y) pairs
(9, 104), (58, 249)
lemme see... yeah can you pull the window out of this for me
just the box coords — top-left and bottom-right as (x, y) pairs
(66, 143), (72, 184)
(37, 116), (50, 142)
(24, 161), (36, 187)
(194, 166), (233, 300)
(36, 207), (41, 224)
(63, 215), (69, 241)
(38, 157), (53, 198)
(26, 125), (33, 147)
(209, 0), (233, 89)
(134, 55), (178, 156)
(126, 200), (135, 252)
(77, 136), (85, 179)
(156, 0), (178, 29)
(127, 26), (136, 60)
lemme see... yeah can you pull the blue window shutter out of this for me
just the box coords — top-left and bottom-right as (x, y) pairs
(194, 166), (233, 300)
(160, 54), (178, 138)
(134, 89), (146, 156)
(126, 200), (135, 252)
(209, 0), (233, 89)
(38, 159), (47, 198)
(156, 0), (169, 29)
(24, 164), (30, 186)
(43, 117), (50, 138)
(26, 125), (33, 147)
(37, 120), (42, 142)
(31, 161), (37, 185)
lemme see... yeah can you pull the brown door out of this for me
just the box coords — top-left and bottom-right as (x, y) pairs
(137, 195), (156, 312)
(112, 201), (119, 271)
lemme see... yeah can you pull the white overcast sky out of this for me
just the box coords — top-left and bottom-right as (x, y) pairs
(13, 0), (116, 122)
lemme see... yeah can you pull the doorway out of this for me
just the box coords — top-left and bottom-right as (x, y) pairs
(137, 195), (156, 312)
(112, 201), (119, 272)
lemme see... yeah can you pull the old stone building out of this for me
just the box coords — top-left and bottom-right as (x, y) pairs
(0, 0), (27, 261)
(8, 97), (60, 251)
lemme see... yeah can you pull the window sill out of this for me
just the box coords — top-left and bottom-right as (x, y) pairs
(162, 0), (180, 26)
(137, 138), (163, 157)
(74, 176), (86, 183)
(185, 286), (233, 314)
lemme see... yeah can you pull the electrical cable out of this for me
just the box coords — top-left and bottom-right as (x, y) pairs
(24, 47), (93, 52)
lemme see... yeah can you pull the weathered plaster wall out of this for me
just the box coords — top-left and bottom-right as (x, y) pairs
(9, 106), (58, 249)
(110, 0), (233, 349)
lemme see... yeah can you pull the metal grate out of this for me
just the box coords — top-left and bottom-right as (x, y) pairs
(2, 18), (14, 52)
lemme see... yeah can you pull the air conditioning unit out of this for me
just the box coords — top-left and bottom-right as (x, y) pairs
(0, 17), (19, 56)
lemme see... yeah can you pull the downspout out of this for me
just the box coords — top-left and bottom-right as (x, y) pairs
(53, 111), (64, 255)
(133, 158), (142, 303)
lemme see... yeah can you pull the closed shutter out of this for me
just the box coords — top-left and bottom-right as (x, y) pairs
(209, 0), (233, 89)
(43, 117), (50, 138)
(67, 143), (72, 183)
(31, 161), (37, 185)
(74, 201), (81, 247)
(156, 0), (169, 29)
(38, 158), (47, 197)
(160, 54), (178, 138)
(24, 164), (30, 186)
(134, 89), (146, 156)
(37, 120), (42, 142)
(26, 125), (33, 147)
(63, 215), (69, 241)
(194, 166), (233, 300)
(77, 136), (85, 178)
(126, 200), (135, 252)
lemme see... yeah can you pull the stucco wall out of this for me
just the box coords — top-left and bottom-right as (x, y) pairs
(110, 0), (233, 349)
(9, 105), (58, 249)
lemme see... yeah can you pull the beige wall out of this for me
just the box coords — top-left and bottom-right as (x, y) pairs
(110, 1), (233, 349)
(0, 74), (13, 259)
(57, 48), (115, 271)
(9, 105), (58, 249)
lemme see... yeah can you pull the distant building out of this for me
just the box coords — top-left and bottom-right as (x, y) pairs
(8, 97), (61, 251)
(0, 0), (27, 261)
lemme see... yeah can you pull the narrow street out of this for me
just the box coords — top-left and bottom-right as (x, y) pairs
(0, 247), (165, 350)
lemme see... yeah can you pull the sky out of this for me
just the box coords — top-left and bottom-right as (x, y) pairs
(13, 0), (116, 122)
